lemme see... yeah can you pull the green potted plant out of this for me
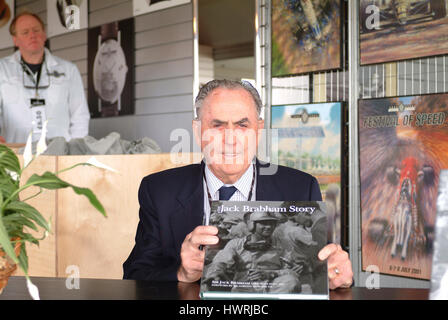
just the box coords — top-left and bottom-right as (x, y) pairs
(0, 130), (107, 298)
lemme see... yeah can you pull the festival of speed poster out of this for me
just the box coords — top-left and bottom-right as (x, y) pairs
(358, 93), (448, 279)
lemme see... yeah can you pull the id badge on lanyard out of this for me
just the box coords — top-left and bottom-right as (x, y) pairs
(24, 59), (47, 135)
(30, 98), (47, 135)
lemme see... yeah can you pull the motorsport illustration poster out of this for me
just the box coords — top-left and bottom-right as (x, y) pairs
(359, 94), (448, 280)
(359, 0), (448, 65)
(271, 102), (345, 245)
(271, 0), (342, 76)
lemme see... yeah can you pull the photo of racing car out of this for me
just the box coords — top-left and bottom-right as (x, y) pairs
(359, 0), (448, 65)
(360, 0), (447, 32)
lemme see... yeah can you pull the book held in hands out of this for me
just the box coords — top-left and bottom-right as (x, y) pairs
(200, 200), (329, 299)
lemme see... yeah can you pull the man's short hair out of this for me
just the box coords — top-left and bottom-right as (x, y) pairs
(194, 79), (263, 120)
(9, 11), (45, 36)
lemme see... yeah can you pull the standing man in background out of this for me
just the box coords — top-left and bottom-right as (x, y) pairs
(0, 11), (89, 143)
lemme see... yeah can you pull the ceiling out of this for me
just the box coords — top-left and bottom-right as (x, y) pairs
(198, 0), (255, 60)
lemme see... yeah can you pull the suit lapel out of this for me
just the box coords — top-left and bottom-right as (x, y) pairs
(169, 162), (205, 253)
(256, 159), (283, 201)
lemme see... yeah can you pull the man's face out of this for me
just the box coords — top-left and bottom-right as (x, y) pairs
(254, 220), (276, 238)
(193, 88), (264, 183)
(13, 15), (46, 58)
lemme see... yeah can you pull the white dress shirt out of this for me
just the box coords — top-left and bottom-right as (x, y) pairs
(202, 161), (256, 225)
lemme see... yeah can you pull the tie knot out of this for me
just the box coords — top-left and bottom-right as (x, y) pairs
(219, 186), (237, 201)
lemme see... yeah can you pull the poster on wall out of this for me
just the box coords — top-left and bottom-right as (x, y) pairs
(0, 0), (14, 50)
(271, 102), (347, 246)
(271, 0), (342, 76)
(47, 0), (88, 38)
(358, 93), (448, 280)
(133, 0), (190, 16)
(87, 18), (134, 118)
(359, 0), (448, 65)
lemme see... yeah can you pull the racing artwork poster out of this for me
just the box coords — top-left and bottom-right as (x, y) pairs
(358, 93), (448, 279)
(359, 0), (448, 65)
(271, 0), (343, 76)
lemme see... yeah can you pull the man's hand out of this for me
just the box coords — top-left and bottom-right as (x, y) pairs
(318, 243), (353, 290)
(177, 225), (219, 282)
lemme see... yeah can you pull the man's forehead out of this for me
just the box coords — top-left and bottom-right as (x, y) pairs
(206, 87), (252, 100)
(16, 15), (43, 29)
(202, 88), (257, 114)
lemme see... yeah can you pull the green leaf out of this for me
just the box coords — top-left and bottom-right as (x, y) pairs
(12, 230), (40, 246)
(2, 213), (38, 232)
(0, 214), (18, 265)
(0, 146), (21, 174)
(17, 242), (28, 275)
(5, 201), (51, 232)
(25, 171), (106, 217)
(25, 172), (71, 190)
(0, 180), (19, 200)
(71, 186), (106, 217)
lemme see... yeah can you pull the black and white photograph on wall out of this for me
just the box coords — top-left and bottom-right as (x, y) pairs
(0, 0), (14, 50)
(430, 169), (448, 300)
(271, 0), (342, 76)
(87, 18), (134, 118)
(133, 0), (190, 17)
(46, 0), (88, 38)
(359, 0), (448, 65)
(200, 201), (329, 300)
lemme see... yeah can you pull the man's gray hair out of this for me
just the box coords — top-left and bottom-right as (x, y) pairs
(194, 79), (263, 120)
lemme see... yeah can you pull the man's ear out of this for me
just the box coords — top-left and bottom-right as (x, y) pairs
(192, 119), (202, 148)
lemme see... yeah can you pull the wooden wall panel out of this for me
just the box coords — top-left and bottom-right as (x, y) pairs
(55, 153), (199, 279)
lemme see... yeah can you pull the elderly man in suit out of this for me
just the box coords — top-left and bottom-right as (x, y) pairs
(123, 79), (353, 289)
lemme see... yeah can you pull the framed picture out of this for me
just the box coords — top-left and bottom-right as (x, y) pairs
(271, 0), (343, 76)
(359, 0), (448, 65)
(0, 0), (14, 50)
(358, 93), (448, 280)
(271, 102), (348, 246)
(47, 0), (88, 38)
(133, 0), (190, 16)
(87, 18), (134, 118)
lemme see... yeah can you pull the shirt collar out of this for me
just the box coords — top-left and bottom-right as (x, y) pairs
(204, 163), (254, 200)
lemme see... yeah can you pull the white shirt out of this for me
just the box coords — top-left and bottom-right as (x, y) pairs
(202, 162), (257, 225)
(0, 48), (90, 143)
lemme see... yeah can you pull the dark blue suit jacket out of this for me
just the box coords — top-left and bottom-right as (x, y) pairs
(123, 160), (322, 281)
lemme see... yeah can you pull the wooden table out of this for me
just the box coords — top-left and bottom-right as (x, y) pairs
(0, 276), (429, 300)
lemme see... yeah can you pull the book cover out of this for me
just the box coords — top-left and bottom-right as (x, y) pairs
(430, 169), (448, 300)
(358, 93), (448, 280)
(200, 201), (329, 300)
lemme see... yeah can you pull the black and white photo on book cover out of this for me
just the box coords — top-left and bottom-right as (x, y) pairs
(200, 201), (329, 299)
(430, 169), (448, 300)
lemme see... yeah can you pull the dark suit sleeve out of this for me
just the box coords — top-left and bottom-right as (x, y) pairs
(123, 178), (180, 281)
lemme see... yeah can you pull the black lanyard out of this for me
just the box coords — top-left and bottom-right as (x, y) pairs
(21, 58), (46, 98)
